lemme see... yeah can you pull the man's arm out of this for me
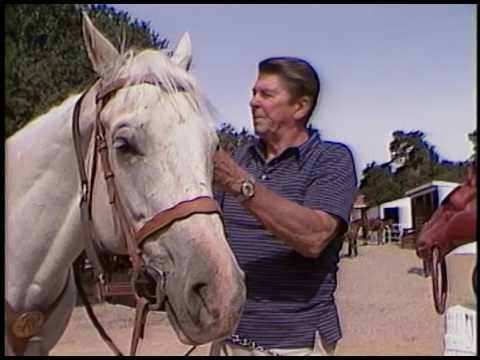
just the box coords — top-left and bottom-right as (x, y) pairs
(214, 149), (344, 258)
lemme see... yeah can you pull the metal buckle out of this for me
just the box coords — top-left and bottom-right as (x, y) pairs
(80, 182), (88, 203)
(97, 272), (106, 286)
(12, 312), (45, 339)
(131, 266), (167, 311)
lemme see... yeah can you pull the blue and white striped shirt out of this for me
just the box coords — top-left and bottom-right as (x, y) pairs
(216, 128), (357, 349)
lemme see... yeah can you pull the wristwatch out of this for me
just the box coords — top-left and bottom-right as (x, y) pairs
(236, 176), (256, 202)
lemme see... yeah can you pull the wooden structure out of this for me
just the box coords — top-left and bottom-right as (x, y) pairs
(400, 180), (459, 249)
(405, 181), (459, 232)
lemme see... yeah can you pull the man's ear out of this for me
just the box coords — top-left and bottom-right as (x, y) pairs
(293, 96), (313, 121)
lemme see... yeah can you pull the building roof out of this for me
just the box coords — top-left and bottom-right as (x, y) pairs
(379, 196), (411, 208)
(405, 180), (460, 197)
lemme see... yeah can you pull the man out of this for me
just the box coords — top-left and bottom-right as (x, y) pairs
(212, 57), (357, 356)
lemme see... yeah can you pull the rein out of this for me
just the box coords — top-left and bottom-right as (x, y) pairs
(71, 74), (221, 356)
(418, 176), (476, 315)
(430, 248), (448, 314)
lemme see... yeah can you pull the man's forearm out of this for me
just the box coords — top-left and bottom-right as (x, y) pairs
(213, 148), (340, 257)
(241, 181), (339, 258)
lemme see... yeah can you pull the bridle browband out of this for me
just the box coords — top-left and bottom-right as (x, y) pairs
(5, 74), (222, 356)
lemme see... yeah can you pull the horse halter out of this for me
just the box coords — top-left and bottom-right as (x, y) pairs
(72, 74), (222, 355)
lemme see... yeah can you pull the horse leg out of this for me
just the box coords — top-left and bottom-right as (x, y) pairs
(347, 234), (352, 257)
(363, 230), (369, 246)
(353, 233), (358, 256)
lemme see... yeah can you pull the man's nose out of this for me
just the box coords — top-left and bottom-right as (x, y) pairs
(249, 94), (260, 108)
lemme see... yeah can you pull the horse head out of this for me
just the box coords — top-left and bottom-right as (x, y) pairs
(416, 162), (477, 314)
(416, 164), (477, 260)
(78, 13), (245, 345)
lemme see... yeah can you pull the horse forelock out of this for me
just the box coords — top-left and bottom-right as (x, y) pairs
(100, 48), (216, 126)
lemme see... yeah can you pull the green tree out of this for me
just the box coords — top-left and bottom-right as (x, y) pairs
(468, 129), (477, 161)
(389, 130), (440, 179)
(359, 162), (403, 206)
(432, 160), (468, 183)
(360, 129), (470, 206)
(5, 4), (168, 137)
(217, 123), (254, 155)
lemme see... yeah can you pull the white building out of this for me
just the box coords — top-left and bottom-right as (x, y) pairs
(378, 197), (412, 234)
(405, 180), (459, 232)
(362, 180), (460, 242)
(405, 180), (460, 203)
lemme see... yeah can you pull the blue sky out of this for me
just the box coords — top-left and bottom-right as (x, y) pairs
(110, 4), (476, 179)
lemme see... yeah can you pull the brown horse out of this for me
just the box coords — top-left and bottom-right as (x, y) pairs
(345, 214), (393, 255)
(416, 163), (477, 314)
(366, 218), (388, 245)
(364, 216), (394, 245)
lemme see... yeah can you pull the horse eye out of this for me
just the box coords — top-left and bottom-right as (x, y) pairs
(113, 137), (130, 151)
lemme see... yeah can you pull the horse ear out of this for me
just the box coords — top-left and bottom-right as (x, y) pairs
(171, 32), (193, 71)
(82, 12), (120, 77)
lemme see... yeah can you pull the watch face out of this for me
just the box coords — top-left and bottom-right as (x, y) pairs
(241, 181), (255, 197)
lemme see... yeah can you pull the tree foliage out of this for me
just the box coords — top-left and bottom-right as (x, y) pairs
(360, 162), (403, 206)
(5, 4), (169, 137)
(360, 130), (471, 206)
(217, 123), (255, 155)
(468, 129), (477, 161)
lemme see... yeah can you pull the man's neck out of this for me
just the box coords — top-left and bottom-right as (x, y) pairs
(262, 128), (309, 162)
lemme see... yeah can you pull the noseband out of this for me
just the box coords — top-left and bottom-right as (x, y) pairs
(71, 74), (222, 355)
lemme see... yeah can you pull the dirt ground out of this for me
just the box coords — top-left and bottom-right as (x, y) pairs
(50, 241), (445, 356)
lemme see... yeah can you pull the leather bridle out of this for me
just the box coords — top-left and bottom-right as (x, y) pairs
(5, 74), (222, 356)
(72, 74), (222, 356)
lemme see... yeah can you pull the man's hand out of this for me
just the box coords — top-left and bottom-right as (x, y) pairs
(213, 148), (250, 195)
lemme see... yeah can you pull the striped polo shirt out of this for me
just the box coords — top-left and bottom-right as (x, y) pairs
(216, 128), (357, 349)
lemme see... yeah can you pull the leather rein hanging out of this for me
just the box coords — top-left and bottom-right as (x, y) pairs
(71, 74), (222, 356)
(430, 247), (447, 315)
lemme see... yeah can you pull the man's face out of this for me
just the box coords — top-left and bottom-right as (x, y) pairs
(249, 73), (298, 139)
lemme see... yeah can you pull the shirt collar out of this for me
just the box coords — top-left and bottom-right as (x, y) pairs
(247, 128), (321, 166)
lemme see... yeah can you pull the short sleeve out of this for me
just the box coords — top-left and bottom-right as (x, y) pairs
(304, 143), (357, 227)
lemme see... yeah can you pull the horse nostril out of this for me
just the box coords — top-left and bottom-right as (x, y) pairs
(190, 282), (222, 319)
(190, 282), (209, 306)
(192, 282), (208, 297)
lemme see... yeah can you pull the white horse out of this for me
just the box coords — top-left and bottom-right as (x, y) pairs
(5, 13), (245, 355)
